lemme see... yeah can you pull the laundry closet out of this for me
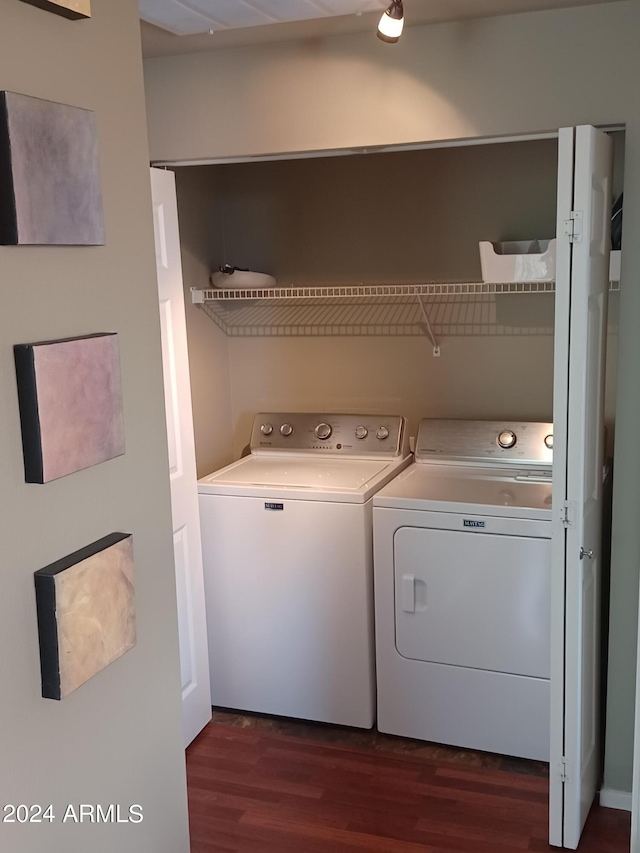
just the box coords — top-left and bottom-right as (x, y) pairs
(155, 125), (624, 849)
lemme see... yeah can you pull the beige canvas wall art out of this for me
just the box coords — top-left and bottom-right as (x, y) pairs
(19, 0), (90, 20)
(34, 533), (135, 700)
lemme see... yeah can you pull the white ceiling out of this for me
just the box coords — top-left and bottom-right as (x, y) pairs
(140, 0), (626, 57)
(139, 0), (389, 37)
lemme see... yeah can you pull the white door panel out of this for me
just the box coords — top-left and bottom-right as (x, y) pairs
(159, 299), (182, 477)
(564, 125), (611, 849)
(551, 126), (612, 849)
(151, 168), (212, 747)
(174, 525), (196, 696)
(549, 126), (574, 847)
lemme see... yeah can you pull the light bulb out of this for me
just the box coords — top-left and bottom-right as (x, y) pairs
(377, 0), (404, 43)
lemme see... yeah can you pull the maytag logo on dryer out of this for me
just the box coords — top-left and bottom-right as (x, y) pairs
(265, 502), (284, 511)
(463, 519), (486, 528)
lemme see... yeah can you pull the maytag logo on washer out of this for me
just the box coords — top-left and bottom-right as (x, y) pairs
(265, 502), (284, 511)
(463, 519), (486, 528)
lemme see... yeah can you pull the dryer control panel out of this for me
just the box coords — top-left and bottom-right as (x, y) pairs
(250, 413), (407, 457)
(415, 419), (553, 467)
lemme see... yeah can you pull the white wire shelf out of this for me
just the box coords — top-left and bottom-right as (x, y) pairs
(193, 281), (557, 302)
(191, 280), (619, 339)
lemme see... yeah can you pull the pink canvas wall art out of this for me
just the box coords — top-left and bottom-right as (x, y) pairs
(14, 333), (125, 483)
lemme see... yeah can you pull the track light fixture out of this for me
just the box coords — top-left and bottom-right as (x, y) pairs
(377, 0), (404, 43)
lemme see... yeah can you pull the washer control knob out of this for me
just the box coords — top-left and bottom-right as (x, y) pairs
(497, 430), (517, 449)
(544, 434), (554, 450)
(355, 425), (368, 440)
(261, 423), (273, 436)
(280, 423), (293, 437)
(376, 426), (390, 441)
(315, 422), (332, 440)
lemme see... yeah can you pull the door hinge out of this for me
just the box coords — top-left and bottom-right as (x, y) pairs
(560, 756), (568, 783)
(563, 210), (583, 243)
(561, 501), (576, 528)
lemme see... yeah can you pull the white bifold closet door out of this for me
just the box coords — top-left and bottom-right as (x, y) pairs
(151, 167), (212, 747)
(550, 125), (612, 849)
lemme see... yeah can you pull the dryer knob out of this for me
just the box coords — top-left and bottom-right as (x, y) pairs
(376, 426), (390, 440)
(261, 423), (273, 436)
(497, 430), (517, 449)
(355, 425), (368, 440)
(280, 423), (293, 437)
(315, 422), (332, 440)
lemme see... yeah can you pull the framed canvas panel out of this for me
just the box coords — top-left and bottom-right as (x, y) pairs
(14, 333), (125, 483)
(19, 0), (90, 20)
(34, 533), (135, 700)
(0, 91), (103, 245)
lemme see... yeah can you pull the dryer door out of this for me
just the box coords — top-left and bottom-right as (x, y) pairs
(394, 526), (551, 678)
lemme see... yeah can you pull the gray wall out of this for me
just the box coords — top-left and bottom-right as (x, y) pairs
(147, 1), (640, 794)
(175, 140), (618, 531)
(144, 4), (636, 163)
(174, 168), (233, 477)
(176, 140), (561, 458)
(1, 2), (190, 851)
(206, 141), (560, 284)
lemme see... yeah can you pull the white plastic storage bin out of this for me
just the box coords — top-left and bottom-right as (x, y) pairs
(479, 239), (556, 283)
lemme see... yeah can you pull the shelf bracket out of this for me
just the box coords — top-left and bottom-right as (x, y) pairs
(191, 287), (205, 304)
(416, 294), (440, 356)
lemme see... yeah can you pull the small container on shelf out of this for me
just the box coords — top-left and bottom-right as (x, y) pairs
(479, 239), (556, 283)
(211, 267), (276, 289)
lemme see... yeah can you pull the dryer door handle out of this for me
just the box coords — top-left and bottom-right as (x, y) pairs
(401, 574), (416, 613)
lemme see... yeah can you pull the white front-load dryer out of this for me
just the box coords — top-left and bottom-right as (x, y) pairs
(198, 413), (410, 729)
(373, 419), (553, 760)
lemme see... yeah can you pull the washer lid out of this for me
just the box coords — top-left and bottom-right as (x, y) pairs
(198, 454), (408, 501)
(374, 463), (552, 519)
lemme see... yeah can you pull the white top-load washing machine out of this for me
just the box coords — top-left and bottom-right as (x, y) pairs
(199, 413), (410, 729)
(373, 419), (553, 761)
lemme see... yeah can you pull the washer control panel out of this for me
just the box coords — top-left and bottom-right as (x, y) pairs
(415, 419), (553, 467)
(250, 413), (406, 456)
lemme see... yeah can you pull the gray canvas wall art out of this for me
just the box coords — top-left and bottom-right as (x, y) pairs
(34, 533), (135, 700)
(0, 91), (104, 245)
(14, 333), (125, 483)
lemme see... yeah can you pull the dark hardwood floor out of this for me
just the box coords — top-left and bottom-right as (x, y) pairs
(187, 714), (630, 852)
